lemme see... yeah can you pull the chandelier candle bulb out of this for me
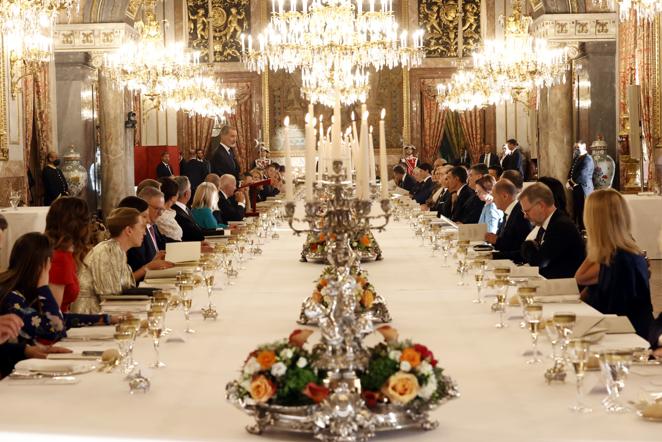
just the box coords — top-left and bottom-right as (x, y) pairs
(379, 109), (388, 199)
(305, 109), (316, 201)
(283, 117), (294, 201)
(332, 95), (342, 162)
(358, 111), (370, 199)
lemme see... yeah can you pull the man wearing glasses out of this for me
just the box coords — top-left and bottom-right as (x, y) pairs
(519, 183), (585, 279)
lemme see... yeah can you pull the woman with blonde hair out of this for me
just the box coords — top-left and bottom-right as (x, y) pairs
(575, 189), (657, 346)
(191, 182), (228, 229)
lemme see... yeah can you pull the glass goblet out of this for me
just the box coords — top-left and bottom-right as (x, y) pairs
(553, 312), (577, 359)
(147, 311), (166, 368)
(598, 349), (634, 413)
(494, 279), (508, 328)
(568, 340), (592, 413)
(524, 304), (543, 364)
(113, 329), (134, 374)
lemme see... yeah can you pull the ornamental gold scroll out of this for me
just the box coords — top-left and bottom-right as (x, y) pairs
(211, 0), (250, 62)
(461, 0), (481, 57)
(418, 0), (481, 58)
(187, 0), (211, 62)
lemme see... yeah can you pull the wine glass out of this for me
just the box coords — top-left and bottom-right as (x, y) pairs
(472, 260), (485, 304)
(440, 232), (452, 267)
(544, 319), (561, 361)
(517, 287), (537, 328)
(553, 312), (576, 359)
(147, 311), (166, 368)
(113, 329), (134, 374)
(598, 349), (634, 413)
(567, 340), (592, 413)
(9, 190), (20, 210)
(181, 282), (195, 334)
(524, 304), (543, 364)
(201, 260), (218, 320)
(122, 317), (141, 369)
(493, 278), (508, 328)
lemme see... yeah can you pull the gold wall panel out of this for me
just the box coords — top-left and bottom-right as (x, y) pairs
(211, 0), (249, 62)
(462, 0), (481, 56)
(417, 0), (481, 58)
(0, 37), (8, 160)
(187, 0), (211, 62)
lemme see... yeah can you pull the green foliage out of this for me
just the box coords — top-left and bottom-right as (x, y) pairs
(360, 356), (398, 392)
(275, 366), (318, 405)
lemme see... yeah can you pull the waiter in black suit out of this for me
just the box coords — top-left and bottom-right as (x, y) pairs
(566, 141), (594, 229)
(444, 166), (484, 224)
(172, 176), (205, 241)
(42, 151), (69, 205)
(479, 143), (500, 167)
(485, 179), (532, 263)
(519, 183), (585, 279)
(156, 152), (174, 178)
(185, 148), (211, 196)
(392, 164), (417, 192)
(218, 174), (246, 223)
(500, 139), (524, 176)
(210, 125), (241, 182)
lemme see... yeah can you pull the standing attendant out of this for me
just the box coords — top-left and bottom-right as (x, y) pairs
(42, 151), (69, 205)
(185, 148), (211, 196)
(479, 144), (500, 167)
(210, 125), (241, 182)
(156, 152), (174, 178)
(566, 141), (594, 229)
(501, 139), (524, 177)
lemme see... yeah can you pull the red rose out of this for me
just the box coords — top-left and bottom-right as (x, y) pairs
(303, 383), (330, 403)
(413, 344), (438, 367)
(362, 390), (380, 409)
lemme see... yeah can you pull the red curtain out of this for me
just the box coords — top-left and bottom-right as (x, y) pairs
(459, 108), (484, 164)
(226, 82), (256, 173)
(177, 111), (215, 160)
(420, 81), (446, 163)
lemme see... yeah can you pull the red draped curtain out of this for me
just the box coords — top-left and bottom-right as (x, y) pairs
(459, 108), (484, 164)
(177, 111), (215, 160)
(22, 62), (54, 205)
(226, 82), (256, 174)
(420, 81), (446, 163)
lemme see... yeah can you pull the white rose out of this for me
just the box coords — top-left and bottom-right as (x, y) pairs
(418, 361), (433, 375)
(279, 348), (294, 360)
(389, 350), (402, 362)
(296, 357), (308, 368)
(400, 361), (412, 372)
(243, 357), (261, 376)
(418, 376), (438, 400)
(270, 362), (287, 377)
(239, 378), (252, 392)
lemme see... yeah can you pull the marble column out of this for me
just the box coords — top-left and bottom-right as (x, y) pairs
(538, 78), (573, 186)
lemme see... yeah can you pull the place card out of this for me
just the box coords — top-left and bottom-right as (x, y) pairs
(509, 266), (539, 278)
(458, 223), (487, 241)
(530, 278), (579, 296)
(166, 241), (201, 264)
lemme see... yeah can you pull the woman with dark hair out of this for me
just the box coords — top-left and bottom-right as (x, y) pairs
(45, 197), (91, 312)
(537, 176), (568, 215)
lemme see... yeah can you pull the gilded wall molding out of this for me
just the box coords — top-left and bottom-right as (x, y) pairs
(53, 23), (139, 53)
(530, 13), (617, 42)
(0, 37), (8, 160)
(260, 0), (269, 146)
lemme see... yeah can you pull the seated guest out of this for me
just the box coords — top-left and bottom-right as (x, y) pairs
(488, 165), (503, 180)
(0, 233), (113, 343)
(218, 174), (246, 223)
(475, 176), (503, 234)
(433, 158), (447, 169)
(254, 168), (280, 199)
(519, 183), (585, 279)
(393, 164), (416, 192)
(172, 176), (205, 242)
(467, 163), (489, 190)
(155, 177), (183, 242)
(501, 169), (524, 192)
(72, 208), (141, 314)
(136, 178), (161, 195)
(412, 163), (435, 204)
(577, 189), (657, 347)
(537, 176), (568, 216)
(485, 179), (532, 262)
(205, 173), (221, 191)
(265, 163), (283, 193)
(423, 165), (449, 211)
(191, 182), (229, 229)
(443, 166), (484, 224)
(156, 151), (174, 178)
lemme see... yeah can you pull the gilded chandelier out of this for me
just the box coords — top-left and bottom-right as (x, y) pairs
(436, 68), (511, 112)
(301, 65), (370, 106)
(471, 0), (569, 100)
(164, 76), (237, 120)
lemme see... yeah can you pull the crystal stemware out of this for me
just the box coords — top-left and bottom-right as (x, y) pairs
(113, 329), (134, 374)
(494, 278), (508, 328)
(553, 312), (576, 359)
(147, 311), (166, 368)
(568, 340), (592, 413)
(598, 349), (634, 413)
(524, 304), (543, 364)
(9, 190), (21, 210)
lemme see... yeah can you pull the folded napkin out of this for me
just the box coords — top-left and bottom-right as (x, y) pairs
(529, 278), (579, 297)
(509, 266), (540, 278)
(15, 359), (79, 373)
(573, 315), (635, 338)
(486, 260), (514, 270)
(101, 301), (151, 314)
(65, 325), (116, 341)
(534, 294), (580, 304)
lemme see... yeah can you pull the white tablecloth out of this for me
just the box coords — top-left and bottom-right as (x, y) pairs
(0, 214), (658, 441)
(624, 194), (662, 259)
(0, 206), (50, 268)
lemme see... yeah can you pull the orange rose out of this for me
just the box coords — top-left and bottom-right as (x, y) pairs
(318, 233), (326, 242)
(361, 289), (375, 309)
(311, 290), (323, 303)
(376, 325), (399, 343)
(356, 276), (367, 286)
(359, 235), (370, 247)
(289, 329), (314, 348)
(303, 382), (330, 403)
(400, 347), (422, 368)
(256, 350), (276, 369)
(249, 375), (276, 403)
(381, 372), (419, 405)
(319, 278), (329, 288)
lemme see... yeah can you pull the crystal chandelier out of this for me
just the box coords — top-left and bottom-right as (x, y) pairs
(104, 0), (200, 103)
(164, 75), (237, 120)
(472, 0), (568, 100)
(301, 64), (370, 106)
(617, 0), (662, 21)
(436, 68), (511, 112)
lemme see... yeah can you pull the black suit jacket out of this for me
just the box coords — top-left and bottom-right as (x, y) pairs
(520, 210), (586, 279)
(398, 173), (417, 193)
(412, 177), (435, 204)
(156, 162), (173, 178)
(42, 166), (69, 205)
(218, 192), (245, 223)
(435, 190), (453, 218)
(451, 186), (484, 224)
(501, 149), (524, 176)
(184, 159), (211, 194)
(210, 144), (241, 182)
(127, 224), (167, 274)
(479, 153), (500, 167)
(173, 204), (205, 241)
(492, 202), (532, 263)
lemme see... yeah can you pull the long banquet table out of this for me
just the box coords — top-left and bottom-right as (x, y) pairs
(0, 211), (660, 441)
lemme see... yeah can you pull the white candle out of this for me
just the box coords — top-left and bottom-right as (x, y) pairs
(304, 104), (315, 201)
(358, 111), (370, 199)
(368, 125), (376, 185)
(379, 108), (388, 199)
(351, 111), (358, 143)
(283, 117), (293, 201)
(332, 95), (342, 162)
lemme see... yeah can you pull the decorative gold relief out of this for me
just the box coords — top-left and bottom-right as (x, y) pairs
(419, 0), (460, 57)
(576, 22), (589, 34)
(461, 0), (481, 57)
(1, 37), (9, 161)
(596, 20), (609, 34)
(211, 0), (249, 62)
(187, 0), (210, 62)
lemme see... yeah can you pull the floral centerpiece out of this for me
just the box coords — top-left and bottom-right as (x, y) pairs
(300, 230), (382, 263)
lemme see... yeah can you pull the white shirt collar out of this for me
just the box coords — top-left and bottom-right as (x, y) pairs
(220, 190), (229, 200)
(505, 199), (518, 216)
(174, 201), (188, 211)
(541, 209), (555, 230)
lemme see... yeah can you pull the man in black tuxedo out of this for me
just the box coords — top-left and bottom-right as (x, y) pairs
(519, 183), (586, 279)
(185, 148), (211, 197)
(392, 164), (417, 193)
(42, 151), (69, 205)
(485, 179), (531, 263)
(468, 163), (489, 190)
(412, 163), (435, 204)
(217, 174), (246, 223)
(156, 152), (174, 178)
(172, 176), (205, 241)
(500, 139), (524, 176)
(210, 125), (241, 182)
(479, 144), (500, 167)
(444, 166), (484, 224)
(566, 141), (594, 229)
